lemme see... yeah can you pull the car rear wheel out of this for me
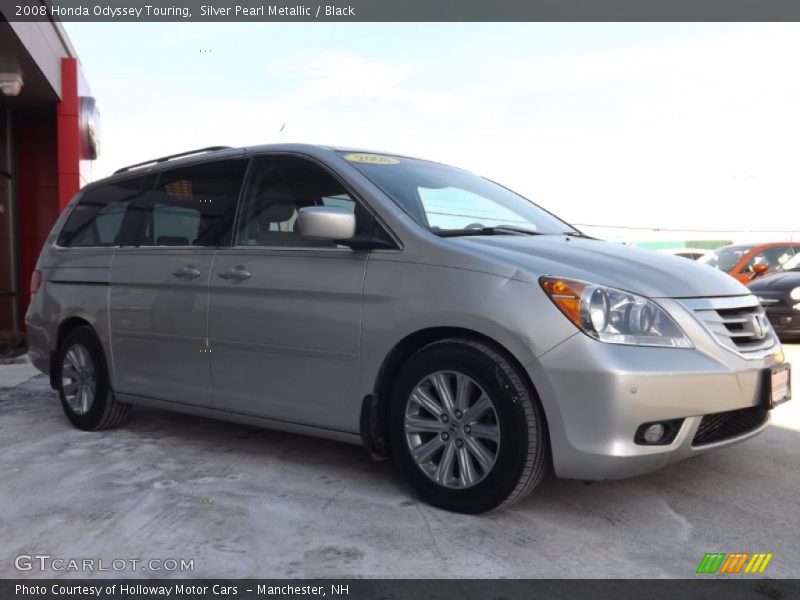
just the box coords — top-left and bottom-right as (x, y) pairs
(57, 326), (130, 431)
(389, 338), (549, 513)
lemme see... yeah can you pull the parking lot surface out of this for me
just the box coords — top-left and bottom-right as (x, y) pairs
(1, 345), (798, 578)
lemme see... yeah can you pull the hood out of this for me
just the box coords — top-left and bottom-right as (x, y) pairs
(450, 235), (749, 298)
(748, 271), (800, 291)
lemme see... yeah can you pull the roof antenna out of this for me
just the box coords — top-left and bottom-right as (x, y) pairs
(279, 122), (286, 133)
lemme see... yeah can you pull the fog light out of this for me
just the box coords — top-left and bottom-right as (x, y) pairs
(643, 424), (665, 444)
(634, 419), (683, 446)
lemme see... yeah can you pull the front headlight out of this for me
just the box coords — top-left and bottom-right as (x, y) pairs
(790, 287), (800, 301)
(540, 277), (693, 348)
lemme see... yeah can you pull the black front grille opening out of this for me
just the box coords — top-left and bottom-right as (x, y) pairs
(716, 306), (758, 318)
(723, 322), (759, 345)
(715, 308), (772, 348)
(692, 405), (768, 446)
(728, 332), (762, 346)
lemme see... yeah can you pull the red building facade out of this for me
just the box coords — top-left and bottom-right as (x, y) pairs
(0, 16), (97, 333)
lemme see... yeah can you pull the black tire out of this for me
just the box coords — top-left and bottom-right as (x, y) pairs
(389, 337), (549, 513)
(56, 326), (131, 431)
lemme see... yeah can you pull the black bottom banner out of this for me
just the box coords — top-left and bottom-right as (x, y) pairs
(2, 579), (799, 600)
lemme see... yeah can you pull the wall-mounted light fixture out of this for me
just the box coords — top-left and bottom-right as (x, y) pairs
(0, 73), (23, 97)
(79, 96), (100, 159)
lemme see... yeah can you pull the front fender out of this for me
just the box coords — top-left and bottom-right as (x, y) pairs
(358, 258), (576, 402)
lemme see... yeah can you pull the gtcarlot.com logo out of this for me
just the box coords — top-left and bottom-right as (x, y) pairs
(14, 554), (194, 573)
(696, 552), (773, 574)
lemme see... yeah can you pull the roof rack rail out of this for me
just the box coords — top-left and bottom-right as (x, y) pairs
(113, 146), (234, 174)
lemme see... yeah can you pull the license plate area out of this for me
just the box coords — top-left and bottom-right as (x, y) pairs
(764, 362), (791, 410)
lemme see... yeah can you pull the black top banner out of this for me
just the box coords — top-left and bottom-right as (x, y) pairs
(5, 0), (800, 22)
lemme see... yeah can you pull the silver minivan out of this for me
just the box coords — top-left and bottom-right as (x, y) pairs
(25, 144), (792, 513)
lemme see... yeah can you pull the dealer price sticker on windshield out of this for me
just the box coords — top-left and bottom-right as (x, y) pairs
(344, 153), (400, 165)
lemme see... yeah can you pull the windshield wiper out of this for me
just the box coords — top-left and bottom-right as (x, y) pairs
(433, 226), (544, 238)
(562, 230), (595, 239)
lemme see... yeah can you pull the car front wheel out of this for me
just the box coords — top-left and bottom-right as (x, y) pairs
(389, 338), (549, 513)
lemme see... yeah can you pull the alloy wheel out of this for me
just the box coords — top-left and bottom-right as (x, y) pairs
(404, 370), (500, 489)
(61, 343), (96, 416)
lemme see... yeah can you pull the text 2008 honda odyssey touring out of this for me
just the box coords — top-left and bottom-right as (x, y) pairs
(26, 144), (792, 513)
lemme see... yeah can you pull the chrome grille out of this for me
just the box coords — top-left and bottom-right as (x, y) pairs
(681, 295), (778, 357)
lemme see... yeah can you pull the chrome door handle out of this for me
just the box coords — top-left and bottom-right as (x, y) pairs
(218, 267), (252, 281)
(172, 265), (201, 279)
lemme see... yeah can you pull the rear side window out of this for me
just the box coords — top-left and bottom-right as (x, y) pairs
(57, 178), (146, 247)
(141, 159), (248, 247)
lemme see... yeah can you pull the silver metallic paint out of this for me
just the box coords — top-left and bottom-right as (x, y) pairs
(25, 143), (787, 483)
(297, 206), (356, 241)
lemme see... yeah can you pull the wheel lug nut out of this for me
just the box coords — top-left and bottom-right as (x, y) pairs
(463, 425), (471, 434)
(441, 432), (449, 441)
(441, 414), (449, 422)
(454, 410), (462, 419)
(455, 439), (464, 448)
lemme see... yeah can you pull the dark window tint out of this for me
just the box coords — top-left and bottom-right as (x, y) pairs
(236, 156), (360, 248)
(57, 178), (146, 247)
(141, 159), (248, 247)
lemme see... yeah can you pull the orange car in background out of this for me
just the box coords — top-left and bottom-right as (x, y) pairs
(699, 242), (800, 284)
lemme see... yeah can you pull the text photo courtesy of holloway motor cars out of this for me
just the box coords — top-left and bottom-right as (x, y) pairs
(0, 2), (799, 599)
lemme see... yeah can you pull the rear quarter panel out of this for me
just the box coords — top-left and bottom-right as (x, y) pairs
(26, 247), (112, 380)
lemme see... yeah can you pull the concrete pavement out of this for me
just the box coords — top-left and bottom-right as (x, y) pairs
(0, 355), (39, 390)
(0, 345), (798, 578)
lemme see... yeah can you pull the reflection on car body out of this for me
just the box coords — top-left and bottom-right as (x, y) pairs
(25, 144), (792, 513)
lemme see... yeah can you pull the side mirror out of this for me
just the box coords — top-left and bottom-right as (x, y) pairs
(297, 206), (355, 241)
(752, 263), (769, 276)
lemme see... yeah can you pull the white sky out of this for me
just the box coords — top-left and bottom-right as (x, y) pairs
(64, 23), (800, 235)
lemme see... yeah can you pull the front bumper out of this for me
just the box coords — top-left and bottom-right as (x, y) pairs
(526, 329), (784, 481)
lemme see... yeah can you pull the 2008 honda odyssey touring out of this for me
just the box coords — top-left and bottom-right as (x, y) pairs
(26, 144), (792, 513)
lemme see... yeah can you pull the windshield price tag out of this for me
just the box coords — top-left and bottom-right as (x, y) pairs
(344, 153), (399, 165)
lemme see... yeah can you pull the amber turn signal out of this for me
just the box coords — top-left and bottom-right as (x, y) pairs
(540, 277), (587, 328)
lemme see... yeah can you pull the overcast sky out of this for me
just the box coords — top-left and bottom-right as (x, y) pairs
(64, 23), (800, 235)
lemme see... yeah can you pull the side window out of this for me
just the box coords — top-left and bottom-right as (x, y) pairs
(322, 194), (356, 212)
(141, 159), (248, 247)
(57, 178), (146, 247)
(236, 156), (358, 248)
(746, 246), (796, 271)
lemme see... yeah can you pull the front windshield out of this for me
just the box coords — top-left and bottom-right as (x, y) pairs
(699, 245), (754, 272)
(341, 152), (576, 235)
